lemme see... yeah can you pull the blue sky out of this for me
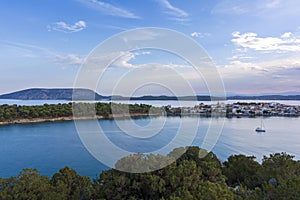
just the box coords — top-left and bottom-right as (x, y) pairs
(1, 0), (300, 95)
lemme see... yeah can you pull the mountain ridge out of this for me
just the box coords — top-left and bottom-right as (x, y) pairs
(0, 88), (108, 101)
(0, 88), (300, 101)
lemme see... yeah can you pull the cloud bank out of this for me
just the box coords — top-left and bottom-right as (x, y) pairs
(232, 31), (300, 52)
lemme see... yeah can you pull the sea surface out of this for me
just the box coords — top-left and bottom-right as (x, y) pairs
(0, 116), (300, 178)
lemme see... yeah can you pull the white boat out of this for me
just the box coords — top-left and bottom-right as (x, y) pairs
(256, 117), (266, 132)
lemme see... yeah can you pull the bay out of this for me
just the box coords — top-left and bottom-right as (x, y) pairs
(0, 116), (300, 178)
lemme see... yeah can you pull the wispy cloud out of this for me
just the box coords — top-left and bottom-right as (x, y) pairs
(212, 1), (253, 15)
(78, 0), (139, 19)
(53, 54), (83, 66)
(1, 40), (83, 67)
(264, 0), (282, 9)
(212, 0), (300, 18)
(1, 41), (53, 56)
(47, 20), (86, 33)
(112, 53), (197, 81)
(120, 29), (160, 42)
(104, 25), (128, 31)
(93, 50), (190, 70)
(223, 56), (300, 73)
(157, 0), (189, 22)
(231, 31), (300, 52)
(108, 51), (150, 69)
(190, 32), (211, 38)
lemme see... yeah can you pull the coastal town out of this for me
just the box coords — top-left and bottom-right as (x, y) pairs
(166, 102), (300, 117)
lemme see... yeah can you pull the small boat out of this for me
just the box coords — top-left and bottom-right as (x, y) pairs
(256, 117), (266, 132)
(255, 127), (266, 132)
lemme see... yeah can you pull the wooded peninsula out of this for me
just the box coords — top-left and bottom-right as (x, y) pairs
(0, 102), (162, 125)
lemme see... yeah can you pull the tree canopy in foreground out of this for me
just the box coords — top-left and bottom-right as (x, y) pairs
(1, 146), (300, 199)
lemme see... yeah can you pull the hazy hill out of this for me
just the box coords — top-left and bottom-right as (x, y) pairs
(0, 88), (300, 101)
(0, 88), (108, 100)
(227, 95), (300, 100)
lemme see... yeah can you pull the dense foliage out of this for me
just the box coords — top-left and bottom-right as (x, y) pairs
(1, 146), (300, 199)
(0, 102), (158, 122)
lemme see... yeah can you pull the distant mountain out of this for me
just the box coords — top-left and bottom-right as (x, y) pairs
(226, 91), (300, 97)
(0, 88), (108, 100)
(227, 95), (300, 100)
(129, 95), (300, 101)
(111, 95), (223, 101)
(1, 88), (300, 101)
(0, 89), (223, 101)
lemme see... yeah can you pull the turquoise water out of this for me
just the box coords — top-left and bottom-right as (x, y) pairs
(0, 117), (300, 177)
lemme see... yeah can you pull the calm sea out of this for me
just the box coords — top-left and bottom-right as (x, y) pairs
(0, 116), (300, 178)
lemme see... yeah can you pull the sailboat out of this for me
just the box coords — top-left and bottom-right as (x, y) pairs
(256, 117), (266, 132)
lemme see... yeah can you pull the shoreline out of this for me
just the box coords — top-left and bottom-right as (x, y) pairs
(0, 113), (158, 126)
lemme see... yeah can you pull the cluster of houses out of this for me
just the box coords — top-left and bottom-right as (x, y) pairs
(166, 102), (300, 117)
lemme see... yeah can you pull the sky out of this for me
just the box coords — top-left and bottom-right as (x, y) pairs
(1, 0), (300, 96)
